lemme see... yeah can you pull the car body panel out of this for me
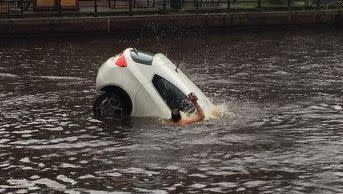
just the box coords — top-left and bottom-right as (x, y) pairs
(134, 82), (170, 118)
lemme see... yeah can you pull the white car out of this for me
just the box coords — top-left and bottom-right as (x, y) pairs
(93, 48), (214, 120)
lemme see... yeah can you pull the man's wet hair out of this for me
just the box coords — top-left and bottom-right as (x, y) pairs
(171, 109), (181, 122)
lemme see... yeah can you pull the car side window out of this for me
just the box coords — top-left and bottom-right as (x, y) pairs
(152, 75), (195, 113)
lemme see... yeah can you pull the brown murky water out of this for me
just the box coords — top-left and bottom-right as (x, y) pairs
(1, 27), (343, 193)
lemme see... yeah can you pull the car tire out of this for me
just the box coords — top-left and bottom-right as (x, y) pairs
(93, 92), (131, 120)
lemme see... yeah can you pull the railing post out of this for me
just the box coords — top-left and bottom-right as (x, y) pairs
(287, 0), (291, 9)
(257, 0), (261, 9)
(129, 0), (132, 15)
(94, 0), (97, 15)
(20, 0), (24, 14)
(227, 0), (230, 9)
(57, 0), (61, 15)
(195, 0), (199, 12)
(162, 0), (166, 12)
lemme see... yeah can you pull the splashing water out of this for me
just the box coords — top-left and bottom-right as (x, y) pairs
(207, 103), (231, 119)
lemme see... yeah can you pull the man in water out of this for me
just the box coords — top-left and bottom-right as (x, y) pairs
(168, 93), (205, 125)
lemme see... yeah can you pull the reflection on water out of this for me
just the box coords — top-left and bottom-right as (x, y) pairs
(1, 28), (343, 193)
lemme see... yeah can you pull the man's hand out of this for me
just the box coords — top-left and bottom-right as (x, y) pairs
(188, 92), (198, 103)
(177, 92), (204, 125)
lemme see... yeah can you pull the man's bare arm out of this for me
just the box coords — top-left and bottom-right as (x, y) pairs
(178, 94), (205, 125)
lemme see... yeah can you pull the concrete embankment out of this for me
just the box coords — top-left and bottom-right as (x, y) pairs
(0, 10), (342, 34)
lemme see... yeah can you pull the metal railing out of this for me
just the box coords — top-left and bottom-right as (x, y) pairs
(0, 0), (342, 17)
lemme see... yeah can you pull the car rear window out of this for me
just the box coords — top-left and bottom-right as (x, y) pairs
(130, 50), (154, 65)
(152, 74), (195, 113)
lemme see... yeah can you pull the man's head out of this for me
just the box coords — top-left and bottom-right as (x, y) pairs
(171, 109), (181, 122)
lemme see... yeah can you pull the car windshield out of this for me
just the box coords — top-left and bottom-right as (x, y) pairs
(130, 50), (154, 65)
(152, 74), (195, 113)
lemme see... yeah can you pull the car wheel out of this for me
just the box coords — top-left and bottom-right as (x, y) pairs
(93, 92), (130, 120)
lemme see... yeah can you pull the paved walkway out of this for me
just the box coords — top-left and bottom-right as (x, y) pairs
(0, 0), (322, 18)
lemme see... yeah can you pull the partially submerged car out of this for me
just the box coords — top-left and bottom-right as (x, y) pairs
(93, 48), (214, 120)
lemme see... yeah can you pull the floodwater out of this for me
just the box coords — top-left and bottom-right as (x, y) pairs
(1, 27), (343, 193)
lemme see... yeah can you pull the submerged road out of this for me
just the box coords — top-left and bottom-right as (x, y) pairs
(0, 28), (343, 193)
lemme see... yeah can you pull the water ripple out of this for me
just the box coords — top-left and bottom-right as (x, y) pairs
(1, 29), (343, 193)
